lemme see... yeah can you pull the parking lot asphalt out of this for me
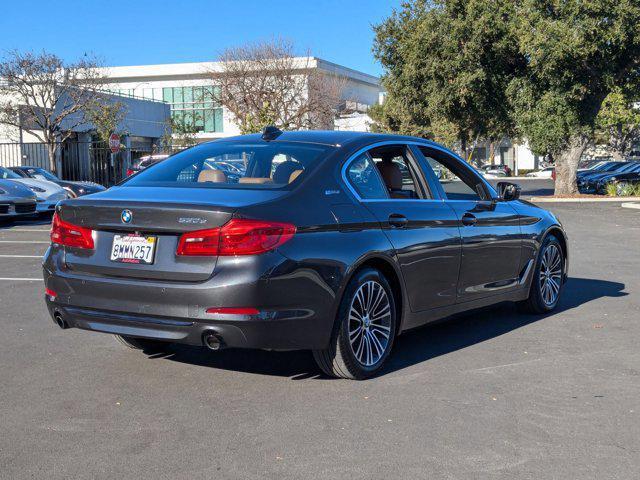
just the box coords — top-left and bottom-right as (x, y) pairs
(0, 202), (638, 480)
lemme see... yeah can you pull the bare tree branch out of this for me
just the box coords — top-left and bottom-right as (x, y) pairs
(205, 39), (345, 134)
(0, 50), (108, 172)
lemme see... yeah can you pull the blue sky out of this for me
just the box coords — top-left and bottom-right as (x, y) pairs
(0, 0), (403, 76)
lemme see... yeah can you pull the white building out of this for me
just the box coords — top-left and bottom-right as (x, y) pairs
(101, 58), (383, 142)
(470, 139), (543, 173)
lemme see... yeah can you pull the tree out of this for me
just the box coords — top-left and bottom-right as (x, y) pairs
(207, 39), (345, 134)
(594, 87), (640, 160)
(0, 50), (108, 172)
(169, 113), (200, 148)
(508, 0), (640, 195)
(85, 99), (127, 144)
(372, 0), (524, 157)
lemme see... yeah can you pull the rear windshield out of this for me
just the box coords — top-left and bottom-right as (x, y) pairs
(124, 141), (332, 189)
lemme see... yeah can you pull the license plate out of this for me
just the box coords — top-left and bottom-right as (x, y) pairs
(110, 234), (157, 264)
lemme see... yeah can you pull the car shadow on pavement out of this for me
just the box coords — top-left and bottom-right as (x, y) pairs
(148, 277), (626, 380)
(0, 214), (53, 229)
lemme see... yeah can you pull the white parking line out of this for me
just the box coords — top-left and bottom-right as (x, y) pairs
(0, 278), (42, 281)
(0, 255), (43, 258)
(2, 229), (50, 232)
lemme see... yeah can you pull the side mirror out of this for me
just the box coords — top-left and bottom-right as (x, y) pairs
(497, 181), (521, 201)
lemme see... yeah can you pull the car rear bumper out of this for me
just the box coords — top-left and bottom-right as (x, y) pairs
(42, 246), (338, 351)
(45, 300), (323, 350)
(0, 200), (38, 217)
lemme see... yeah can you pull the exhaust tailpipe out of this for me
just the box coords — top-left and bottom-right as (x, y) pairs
(203, 332), (224, 351)
(54, 311), (68, 329)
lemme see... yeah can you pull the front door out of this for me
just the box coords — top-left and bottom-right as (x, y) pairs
(415, 146), (523, 302)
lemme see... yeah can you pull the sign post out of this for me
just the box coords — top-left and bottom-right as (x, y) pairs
(109, 133), (121, 184)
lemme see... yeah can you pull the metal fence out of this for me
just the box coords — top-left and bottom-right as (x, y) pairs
(0, 142), (186, 187)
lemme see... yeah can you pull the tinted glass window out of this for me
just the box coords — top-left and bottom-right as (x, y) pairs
(346, 153), (388, 199)
(125, 142), (331, 189)
(418, 147), (488, 201)
(0, 167), (22, 180)
(369, 145), (425, 199)
(26, 168), (58, 181)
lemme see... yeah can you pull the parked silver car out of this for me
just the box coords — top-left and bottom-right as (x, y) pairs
(0, 167), (67, 213)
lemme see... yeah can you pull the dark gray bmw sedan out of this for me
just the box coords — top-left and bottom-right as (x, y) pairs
(43, 129), (568, 379)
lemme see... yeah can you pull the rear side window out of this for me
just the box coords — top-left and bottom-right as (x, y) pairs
(345, 153), (388, 199)
(125, 142), (332, 189)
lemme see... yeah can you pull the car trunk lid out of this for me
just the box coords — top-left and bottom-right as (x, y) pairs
(58, 186), (287, 282)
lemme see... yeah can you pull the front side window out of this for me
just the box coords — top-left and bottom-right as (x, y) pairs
(345, 153), (388, 199)
(419, 147), (489, 201)
(125, 141), (331, 189)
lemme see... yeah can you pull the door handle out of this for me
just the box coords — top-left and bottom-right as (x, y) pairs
(388, 213), (408, 228)
(461, 212), (477, 226)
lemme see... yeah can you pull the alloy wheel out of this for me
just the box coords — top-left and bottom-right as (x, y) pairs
(347, 280), (392, 367)
(539, 244), (562, 306)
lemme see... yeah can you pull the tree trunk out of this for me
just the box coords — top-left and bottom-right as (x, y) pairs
(610, 149), (625, 161)
(46, 142), (57, 174)
(488, 139), (496, 166)
(554, 136), (589, 196)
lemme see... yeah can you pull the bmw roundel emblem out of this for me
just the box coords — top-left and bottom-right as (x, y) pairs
(121, 209), (133, 224)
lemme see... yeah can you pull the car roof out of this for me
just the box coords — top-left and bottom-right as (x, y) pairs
(11, 166), (44, 170)
(212, 130), (439, 149)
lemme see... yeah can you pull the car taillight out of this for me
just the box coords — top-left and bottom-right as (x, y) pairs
(126, 168), (134, 176)
(50, 212), (94, 249)
(176, 219), (296, 256)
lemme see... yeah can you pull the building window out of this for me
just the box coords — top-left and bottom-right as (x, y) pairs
(163, 86), (223, 133)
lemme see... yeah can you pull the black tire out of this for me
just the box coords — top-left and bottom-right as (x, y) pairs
(313, 267), (397, 380)
(518, 234), (564, 314)
(114, 334), (169, 352)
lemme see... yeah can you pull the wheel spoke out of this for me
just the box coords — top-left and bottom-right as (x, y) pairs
(370, 286), (385, 317)
(355, 333), (365, 361)
(349, 327), (362, 345)
(371, 303), (390, 321)
(368, 331), (383, 360)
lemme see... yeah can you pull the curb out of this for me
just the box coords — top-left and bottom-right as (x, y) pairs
(621, 202), (640, 210)
(529, 196), (640, 203)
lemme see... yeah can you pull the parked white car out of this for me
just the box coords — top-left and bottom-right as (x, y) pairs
(0, 167), (68, 212)
(526, 167), (555, 178)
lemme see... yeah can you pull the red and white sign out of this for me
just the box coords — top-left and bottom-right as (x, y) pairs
(109, 133), (121, 153)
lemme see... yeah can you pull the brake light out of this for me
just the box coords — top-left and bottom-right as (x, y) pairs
(50, 212), (94, 249)
(176, 228), (220, 256)
(126, 168), (134, 176)
(176, 219), (296, 256)
(45, 288), (57, 299)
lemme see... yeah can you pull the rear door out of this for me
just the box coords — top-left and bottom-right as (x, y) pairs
(344, 145), (461, 312)
(415, 146), (523, 302)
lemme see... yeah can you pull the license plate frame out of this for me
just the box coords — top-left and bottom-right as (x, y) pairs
(110, 234), (157, 265)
